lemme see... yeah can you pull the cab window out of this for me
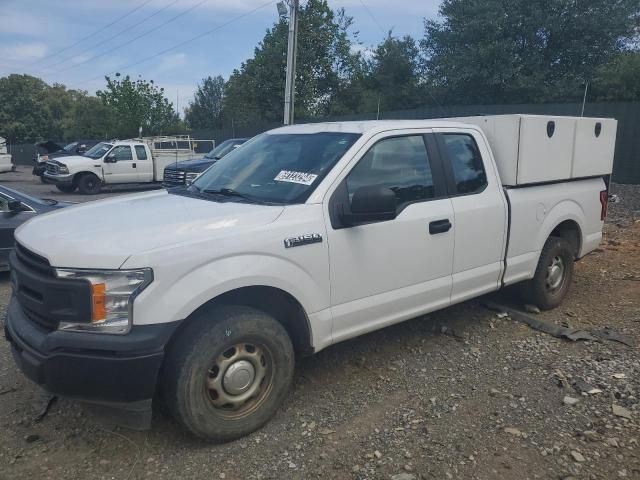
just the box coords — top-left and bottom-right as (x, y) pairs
(346, 135), (434, 209)
(441, 134), (487, 194)
(135, 145), (148, 160)
(110, 146), (133, 161)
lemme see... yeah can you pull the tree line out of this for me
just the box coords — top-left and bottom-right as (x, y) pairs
(1, 0), (638, 144)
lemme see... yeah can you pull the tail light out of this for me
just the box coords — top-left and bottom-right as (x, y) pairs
(599, 190), (608, 221)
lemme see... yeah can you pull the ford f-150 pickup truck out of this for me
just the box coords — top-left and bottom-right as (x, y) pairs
(5, 116), (616, 441)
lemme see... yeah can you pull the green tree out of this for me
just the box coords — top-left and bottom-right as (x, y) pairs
(591, 51), (640, 101)
(97, 74), (180, 138)
(222, 0), (357, 126)
(184, 75), (225, 130)
(421, 0), (640, 104)
(0, 74), (53, 143)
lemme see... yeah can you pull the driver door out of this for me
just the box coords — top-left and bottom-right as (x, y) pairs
(326, 131), (455, 343)
(102, 146), (138, 183)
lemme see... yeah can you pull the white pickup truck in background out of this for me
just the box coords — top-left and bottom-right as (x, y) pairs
(6, 115), (615, 441)
(43, 135), (213, 194)
(0, 137), (14, 174)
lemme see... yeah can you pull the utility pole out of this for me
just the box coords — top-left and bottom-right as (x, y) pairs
(283, 0), (299, 125)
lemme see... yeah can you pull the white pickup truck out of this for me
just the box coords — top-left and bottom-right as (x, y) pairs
(43, 136), (212, 194)
(0, 137), (14, 173)
(6, 116), (615, 441)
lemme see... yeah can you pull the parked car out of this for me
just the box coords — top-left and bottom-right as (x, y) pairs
(43, 136), (213, 194)
(163, 138), (249, 187)
(0, 185), (71, 271)
(6, 116), (615, 441)
(0, 137), (14, 174)
(33, 140), (99, 181)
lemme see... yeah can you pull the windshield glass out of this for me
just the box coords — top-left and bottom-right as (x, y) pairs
(204, 139), (243, 159)
(63, 142), (78, 152)
(191, 132), (360, 205)
(84, 142), (113, 159)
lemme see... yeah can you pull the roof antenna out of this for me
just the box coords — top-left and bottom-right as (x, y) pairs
(580, 81), (589, 117)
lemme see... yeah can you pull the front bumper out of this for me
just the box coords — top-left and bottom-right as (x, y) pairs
(43, 172), (74, 186)
(32, 164), (46, 176)
(4, 296), (180, 428)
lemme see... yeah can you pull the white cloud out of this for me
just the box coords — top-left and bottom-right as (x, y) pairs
(0, 43), (48, 69)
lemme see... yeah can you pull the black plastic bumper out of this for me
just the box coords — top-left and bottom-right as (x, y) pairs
(32, 164), (46, 176)
(4, 296), (181, 428)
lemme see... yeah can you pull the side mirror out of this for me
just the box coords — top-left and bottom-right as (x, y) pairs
(104, 153), (116, 163)
(340, 186), (396, 226)
(8, 200), (24, 213)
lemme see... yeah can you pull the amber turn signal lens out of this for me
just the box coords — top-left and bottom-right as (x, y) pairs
(91, 283), (106, 323)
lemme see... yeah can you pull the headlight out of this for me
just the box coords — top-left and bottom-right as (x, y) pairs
(54, 268), (153, 334)
(185, 172), (200, 184)
(58, 164), (69, 174)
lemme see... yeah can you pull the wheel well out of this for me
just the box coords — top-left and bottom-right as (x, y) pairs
(72, 171), (98, 186)
(179, 286), (314, 355)
(550, 220), (581, 258)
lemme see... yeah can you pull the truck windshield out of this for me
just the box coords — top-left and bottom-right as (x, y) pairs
(190, 132), (360, 204)
(84, 142), (113, 159)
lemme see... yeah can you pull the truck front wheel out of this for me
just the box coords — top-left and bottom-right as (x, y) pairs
(77, 173), (102, 195)
(520, 236), (574, 310)
(163, 306), (294, 441)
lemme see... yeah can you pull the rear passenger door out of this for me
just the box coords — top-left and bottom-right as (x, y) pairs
(134, 145), (153, 182)
(434, 128), (508, 303)
(326, 131), (455, 343)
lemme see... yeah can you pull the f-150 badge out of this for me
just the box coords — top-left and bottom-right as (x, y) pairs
(284, 233), (323, 248)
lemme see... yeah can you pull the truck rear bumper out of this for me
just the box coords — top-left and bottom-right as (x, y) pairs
(4, 296), (181, 429)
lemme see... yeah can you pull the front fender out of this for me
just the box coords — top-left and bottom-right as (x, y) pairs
(130, 253), (329, 327)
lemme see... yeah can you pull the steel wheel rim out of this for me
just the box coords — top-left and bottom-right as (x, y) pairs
(546, 255), (565, 291)
(205, 342), (273, 419)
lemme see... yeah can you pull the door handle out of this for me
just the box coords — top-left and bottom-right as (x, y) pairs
(429, 219), (452, 234)
(132, 163), (137, 168)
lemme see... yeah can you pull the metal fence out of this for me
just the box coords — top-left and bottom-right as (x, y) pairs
(7, 102), (639, 183)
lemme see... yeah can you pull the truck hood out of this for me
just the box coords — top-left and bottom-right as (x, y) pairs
(54, 155), (93, 165)
(15, 190), (284, 269)
(166, 157), (215, 172)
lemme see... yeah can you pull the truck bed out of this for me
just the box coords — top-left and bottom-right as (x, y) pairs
(503, 177), (606, 286)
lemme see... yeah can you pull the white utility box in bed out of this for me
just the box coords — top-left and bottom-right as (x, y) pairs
(447, 114), (617, 186)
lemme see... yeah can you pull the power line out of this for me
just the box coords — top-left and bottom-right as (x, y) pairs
(21, 0), (155, 69)
(47, 0), (209, 78)
(69, 0), (277, 89)
(36, 0), (182, 73)
(357, 0), (385, 34)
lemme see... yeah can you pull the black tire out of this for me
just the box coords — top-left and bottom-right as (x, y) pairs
(520, 236), (574, 310)
(56, 184), (76, 193)
(39, 176), (47, 184)
(76, 174), (101, 195)
(163, 305), (294, 441)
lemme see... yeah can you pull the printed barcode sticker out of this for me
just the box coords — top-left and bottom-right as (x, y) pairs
(274, 170), (318, 185)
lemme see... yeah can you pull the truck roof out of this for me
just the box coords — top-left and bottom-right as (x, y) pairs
(270, 120), (482, 135)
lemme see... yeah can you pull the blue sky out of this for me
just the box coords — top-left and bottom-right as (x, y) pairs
(0, 0), (441, 112)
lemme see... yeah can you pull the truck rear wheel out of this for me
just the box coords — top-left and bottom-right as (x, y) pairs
(77, 173), (101, 195)
(520, 236), (574, 310)
(163, 305), (294, 441)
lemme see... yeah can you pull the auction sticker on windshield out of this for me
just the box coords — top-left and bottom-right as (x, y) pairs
(274, 170), (318, 185)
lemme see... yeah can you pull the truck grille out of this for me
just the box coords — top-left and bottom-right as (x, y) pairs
(10, 243), (91, 332)
(45, 162), (59, 175)
(163, 169), (186, 186)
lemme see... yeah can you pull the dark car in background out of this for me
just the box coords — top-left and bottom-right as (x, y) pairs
(33, 140), (99, 181)
(0, 185), (72, 271)
(163, 138), (248, 187)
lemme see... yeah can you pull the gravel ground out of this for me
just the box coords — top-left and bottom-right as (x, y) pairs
(0, 174), (638, 480)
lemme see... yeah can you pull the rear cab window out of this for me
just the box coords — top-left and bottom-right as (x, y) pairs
(438, 133), (488, 195)
(135, 145), (148, 160)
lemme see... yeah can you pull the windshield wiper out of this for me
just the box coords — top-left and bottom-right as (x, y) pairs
(202, 188), (266, 204)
